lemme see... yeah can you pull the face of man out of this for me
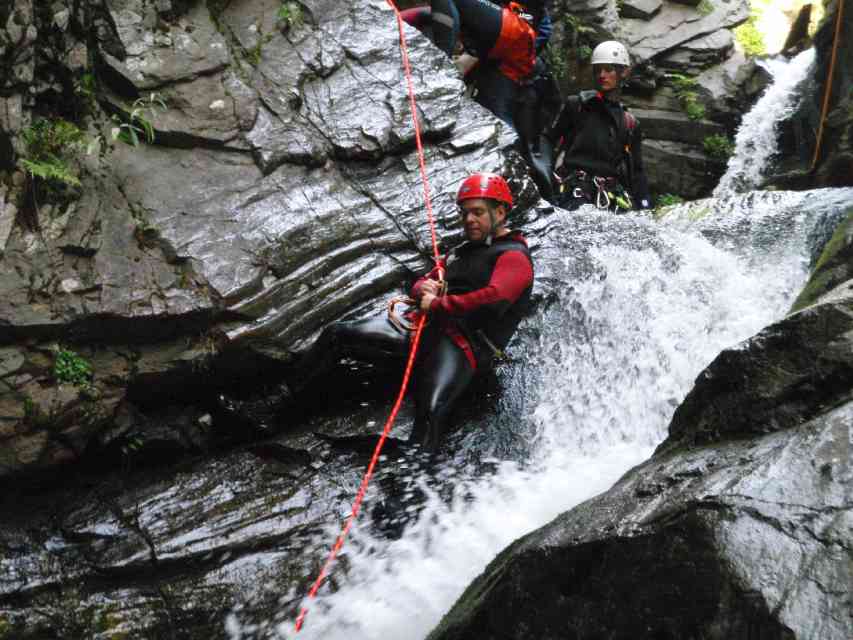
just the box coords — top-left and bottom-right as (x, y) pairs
(459, 198), (506, 243)
(594, 64), (628, 93)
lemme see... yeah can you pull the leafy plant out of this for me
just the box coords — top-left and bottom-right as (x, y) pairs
(542, 44), (568, 83)
(703, 133), (735, 159)
(74, 72), (99, 116)
(684, 100), (706, 120)
(19, 119), (86, 187)
(121, 434), (144, 457)
(53, 348), (93, 387)
(277, 2), (303, 30)
(669, 74), (707, 121)
(562, 14), (596, 36)
(656, 193), (684, 208)
(111, 93), (166, 147)
(578, 45), (592, 62)
(697, 0), (715, 16)
(735, 12), (766, 56)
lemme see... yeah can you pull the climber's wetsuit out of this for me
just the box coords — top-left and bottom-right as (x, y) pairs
(304, 231), (533, 453)
(401, 1), (544, 125)
(546, 90), (653, 211)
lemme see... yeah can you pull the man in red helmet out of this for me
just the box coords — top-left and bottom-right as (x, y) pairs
(295, 173), (534, 453)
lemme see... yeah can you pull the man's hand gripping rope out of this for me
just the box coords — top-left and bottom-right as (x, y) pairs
(387, 262), (446, 332)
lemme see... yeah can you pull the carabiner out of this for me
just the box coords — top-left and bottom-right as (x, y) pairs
(596, 186), (610, 210)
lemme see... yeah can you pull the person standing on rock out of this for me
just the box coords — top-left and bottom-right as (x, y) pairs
(545, 40), (653, 211)
(292, 173), (534, 454)
(402, 1), (548, 127)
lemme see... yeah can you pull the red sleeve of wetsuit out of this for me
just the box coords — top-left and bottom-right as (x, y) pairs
(429, 250), (533, 317)
(410, 262), (446, 299)
(400, 7), (431, 28)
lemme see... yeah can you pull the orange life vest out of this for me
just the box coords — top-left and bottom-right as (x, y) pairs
(487, 3), (535, 83)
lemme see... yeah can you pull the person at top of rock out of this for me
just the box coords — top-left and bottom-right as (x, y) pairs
(401, 1), (550, 128)
(544, 40), (653, 212)
(292, 172), (534, 454)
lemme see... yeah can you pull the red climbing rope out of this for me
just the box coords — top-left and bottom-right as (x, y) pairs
(294, 1), (441, 632)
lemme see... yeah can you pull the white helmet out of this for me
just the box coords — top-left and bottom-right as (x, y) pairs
(591, 41), (631, 66)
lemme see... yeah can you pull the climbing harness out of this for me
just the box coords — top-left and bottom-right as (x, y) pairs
(294, 1), (443, 633)
(387, 266), (445, 333)
(556, 169), (632, 212)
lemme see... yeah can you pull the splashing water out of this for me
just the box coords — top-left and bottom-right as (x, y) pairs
(713, 48), (816, 198)
(224, 189), (852, 640)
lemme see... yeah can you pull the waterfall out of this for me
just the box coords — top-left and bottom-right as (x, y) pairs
(713, 48), (816, 198)
(228, 188), (853, 640)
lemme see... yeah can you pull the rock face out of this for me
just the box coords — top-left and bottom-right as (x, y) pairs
(0, 0), (535, 479)
(770, 1), (853, 189)
(791, 206), (853, 311)
(426, 207), (853, 640)
(811, 0), (853, 186)
(549, 0), (760, 199)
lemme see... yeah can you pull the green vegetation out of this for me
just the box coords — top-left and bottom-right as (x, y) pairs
(790, 209), (853, 311)
(542, 14), (596, 83)
(542, 44), (568, 83)
(697, 0), (715, 16)
(670, 74), (707, 121)
(111, 93), (166, 147)
(734, 3), (766, 56)
(53, 348), (93, 387)
(703, 133), (736, 159)
(277, 2), (304, 31)
(20, 119), (86, 187)
(656, 193), (685, 209)
(74, 72), (99, 116)
(0, 616), (12, 639)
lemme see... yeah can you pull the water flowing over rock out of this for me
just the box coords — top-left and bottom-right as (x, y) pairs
(2, 1), (853, 639)
(426, 190), (853, 640)
(714, 49), (816, 197)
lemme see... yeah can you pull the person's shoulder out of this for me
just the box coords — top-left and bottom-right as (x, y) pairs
(578, 90), (599, 105)
(495, 231), (532, 252)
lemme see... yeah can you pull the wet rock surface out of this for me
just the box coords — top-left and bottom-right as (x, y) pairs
(0, 0), (852, 638)
(0, 0), (533, 479)
(427, 400), (852, 640)
(426, 195), (853, 640)
(3, 190), (852, 639)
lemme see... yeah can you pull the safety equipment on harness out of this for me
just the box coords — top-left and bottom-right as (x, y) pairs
(591, 41), (630, 67)
(457, 173), (514, 207)
(556, 170), (633, 212)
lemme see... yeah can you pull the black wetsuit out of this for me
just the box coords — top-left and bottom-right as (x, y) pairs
(547, 90), (653, 210)
(426, 1), (544, 125)
(302, 231), (533, 453)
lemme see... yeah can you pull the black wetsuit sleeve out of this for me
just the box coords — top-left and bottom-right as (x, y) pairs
(547, 95), (579, 146)
(630, 122), (653, 209)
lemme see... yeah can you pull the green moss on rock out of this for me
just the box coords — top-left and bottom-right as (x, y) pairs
(791, 208), (853, 312)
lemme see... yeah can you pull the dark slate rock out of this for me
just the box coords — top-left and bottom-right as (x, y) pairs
(427, 398), (853, 640)
(622, 1), (751, 64)
(620, 0), (663, 21)
(791, 208), (853, 312)
(642, 139), (726, 198)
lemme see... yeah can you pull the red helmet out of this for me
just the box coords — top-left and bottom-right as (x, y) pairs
(456, 173), (513, 208)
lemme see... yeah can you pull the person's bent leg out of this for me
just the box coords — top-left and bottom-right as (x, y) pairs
(410, 333), (476, 453)
(292, 315), (410, 392)
(471, 64), (517, 126)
